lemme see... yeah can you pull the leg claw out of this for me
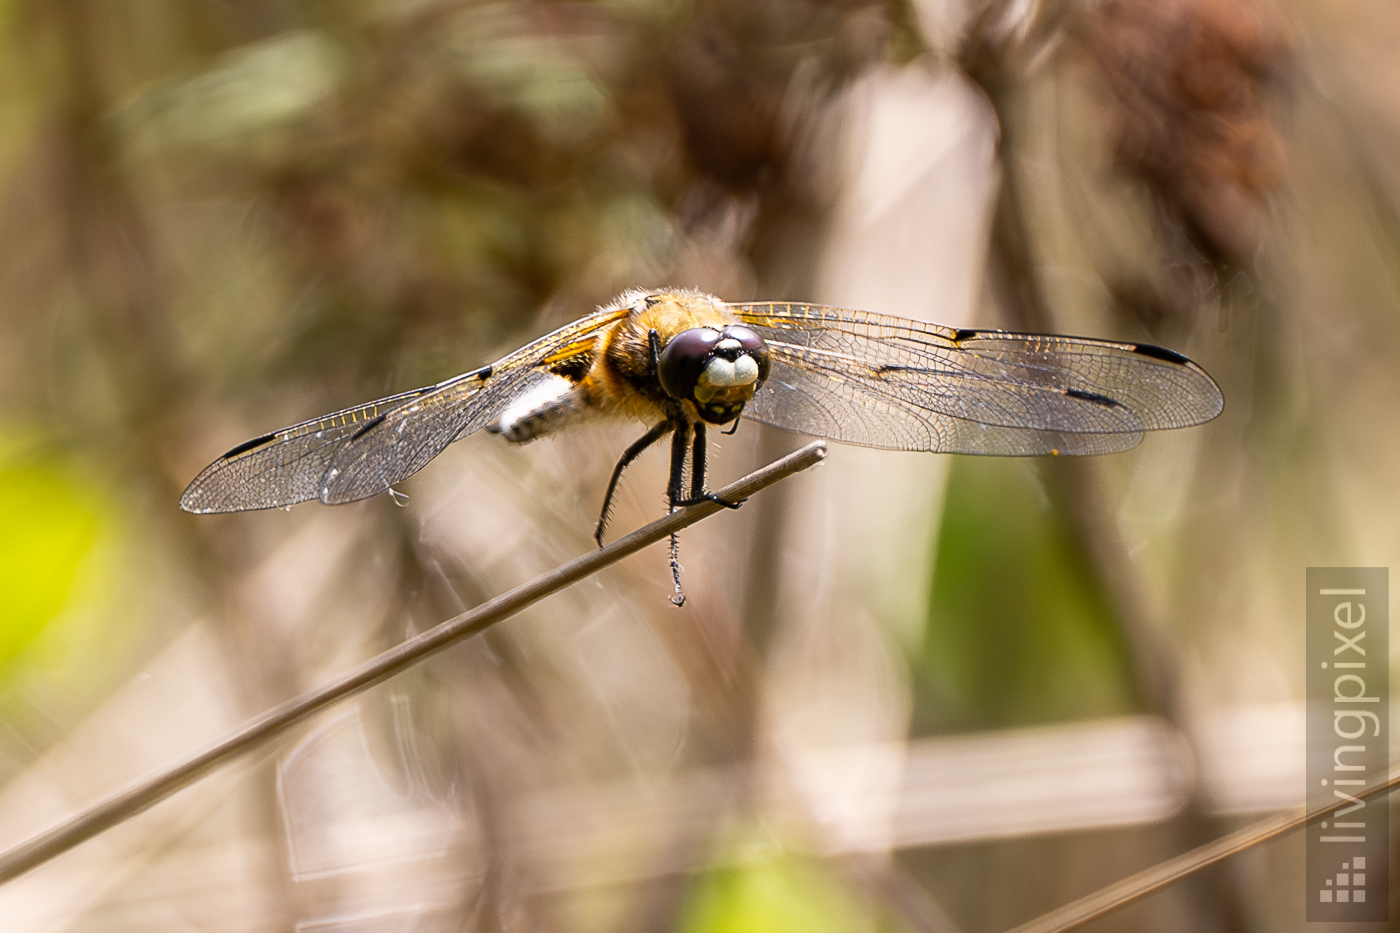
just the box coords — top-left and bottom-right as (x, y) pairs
(678, 491), (745, 510)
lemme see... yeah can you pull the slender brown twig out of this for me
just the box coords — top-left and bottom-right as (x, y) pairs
(1004, 766), (1400, 933)
(0, 440), (827, 886)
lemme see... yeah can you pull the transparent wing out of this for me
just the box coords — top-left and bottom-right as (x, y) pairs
(180, 307), (628, 513)
(731, 302), (1223, 456)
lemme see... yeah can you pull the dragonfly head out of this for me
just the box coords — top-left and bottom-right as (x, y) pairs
(659, 325), (771, 425)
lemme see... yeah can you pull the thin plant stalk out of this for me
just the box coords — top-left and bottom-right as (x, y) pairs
(1005, 767), (1400, 933)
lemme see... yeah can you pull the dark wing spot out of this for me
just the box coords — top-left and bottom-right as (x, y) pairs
(477, 365), (492, 380)
(951, 328), (980, 342)
(350, 413), (388, 441)
(222, 432), (277, 458)
(874, 363), (918, 375)
(1130, 343), (1190, 365)
(1065, 387), (1124, 408)
(550, 354), (592, 383)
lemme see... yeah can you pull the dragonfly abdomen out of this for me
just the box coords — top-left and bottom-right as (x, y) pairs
(488, 375), (586, 443)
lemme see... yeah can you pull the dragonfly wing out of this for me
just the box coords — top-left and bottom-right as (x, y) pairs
(316, 366), (558, 504)
(181, 306), (629, 512)
(732, 302), (1223, 455)
(179, 386), (437, 513)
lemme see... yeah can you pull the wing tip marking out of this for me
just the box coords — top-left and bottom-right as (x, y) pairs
(221, 431), (277, 459)
(1129, 343), (1191, 366)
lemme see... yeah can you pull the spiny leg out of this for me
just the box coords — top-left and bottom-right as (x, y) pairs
(667, 421), (692, 607)
(691, 421), (707, 500)
(649, 328), (662, 374)
(679, 421), (745, 510)
(595, 421), (674, 547)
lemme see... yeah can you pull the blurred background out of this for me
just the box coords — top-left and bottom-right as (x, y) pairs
(0, 0), (1396, 930)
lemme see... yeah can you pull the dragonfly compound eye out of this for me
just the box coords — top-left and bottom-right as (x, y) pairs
(718, 325), (771, 386)
(658, 327), (722, 402)
(659, 326), (771, 425)
(721, 325), (765, 356)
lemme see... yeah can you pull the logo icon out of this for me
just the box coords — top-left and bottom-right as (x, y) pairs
(1319, 856), (1366, 903)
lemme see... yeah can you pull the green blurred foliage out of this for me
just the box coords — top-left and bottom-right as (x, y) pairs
(118, 30), (349, 152)
(911, 457), (1138, 734)
(0, 439), (107, 679)
(681, 840), (879, 933)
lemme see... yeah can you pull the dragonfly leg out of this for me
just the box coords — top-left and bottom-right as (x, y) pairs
(667, 422), (692, 607)
(677, 421), (745, 510)
(648, 329), (662, 378)
(691, 422), (707, 501)
(595, 420), (674, 547)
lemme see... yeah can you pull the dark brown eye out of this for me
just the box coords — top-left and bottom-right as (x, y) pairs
(720, 324), (771, 384)
(658, 327), (721, 401)
(721, 325), (764, 354)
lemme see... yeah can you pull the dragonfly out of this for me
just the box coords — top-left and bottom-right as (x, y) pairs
(181, 288), (1224, 604)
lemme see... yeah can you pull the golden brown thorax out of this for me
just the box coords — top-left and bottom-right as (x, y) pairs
(579, 289), (743, 423)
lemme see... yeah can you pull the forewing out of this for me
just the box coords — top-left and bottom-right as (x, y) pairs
(731, 302), (1223, 456)
(180, 307), (628, 512)
(179, 386), (435, 513)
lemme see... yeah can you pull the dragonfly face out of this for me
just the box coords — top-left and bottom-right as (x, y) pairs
(657, 324), (771, 424)
(181, 287), (1224, 603)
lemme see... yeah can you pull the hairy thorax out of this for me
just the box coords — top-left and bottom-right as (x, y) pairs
(492, 289), (756, 443)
